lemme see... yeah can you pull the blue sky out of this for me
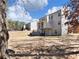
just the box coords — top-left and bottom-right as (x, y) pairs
(7, 0), (69, 23)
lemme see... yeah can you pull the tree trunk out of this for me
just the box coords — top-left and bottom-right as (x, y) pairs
(0, 0), (9, 59)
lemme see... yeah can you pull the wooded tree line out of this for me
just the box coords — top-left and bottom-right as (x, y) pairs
(6, 19), (26, 31)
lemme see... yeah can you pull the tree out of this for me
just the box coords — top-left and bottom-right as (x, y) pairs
(65, 0), (79, 33)
(0, 0), (9, 59)
(7, 19), (26, 30)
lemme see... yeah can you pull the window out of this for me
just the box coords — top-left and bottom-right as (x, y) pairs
(58, 12), (61, 16)
(49, 15), (51, 20)
(55, 30), (57, 35)
(49, 15), (53, 20)
(41, 22), (44, 28)
(58, 21), (61, 25)
(51, 15), (53, 19)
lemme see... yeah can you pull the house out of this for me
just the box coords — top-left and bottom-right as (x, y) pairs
(38, 9), (68, 36)
(30, 21), (38, 31)
(37, 16), (48, 35)
(25, 20), (38, 31)
(29, 20), (40, 36)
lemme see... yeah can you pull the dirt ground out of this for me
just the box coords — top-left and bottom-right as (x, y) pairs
(8, 30), (79, 59)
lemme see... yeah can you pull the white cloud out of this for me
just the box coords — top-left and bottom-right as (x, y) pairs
(7, 0), (48, 23)
(17, 0), (48, 10)
(46, 6), (63, 15)
(7, 4), (38, 23)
